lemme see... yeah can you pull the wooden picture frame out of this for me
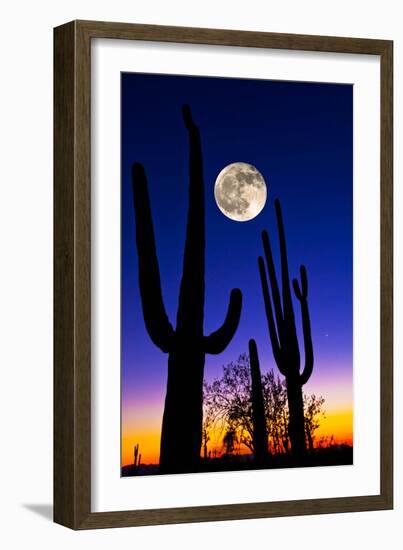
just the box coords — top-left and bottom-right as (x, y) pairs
(54, 20), (393, 529)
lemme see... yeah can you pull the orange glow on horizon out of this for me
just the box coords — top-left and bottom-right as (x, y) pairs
(315, 408), (353, 445)
(122, 430), (161, 466)
(121, 406), (353, 467)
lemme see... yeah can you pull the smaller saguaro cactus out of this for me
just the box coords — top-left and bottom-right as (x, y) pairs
(258, 199), (314, 459)
(249, 339), (269, 465)
(133, 443), (141, 474)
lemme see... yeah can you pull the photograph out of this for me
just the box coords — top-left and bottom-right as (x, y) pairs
(120, 72), (354, 477)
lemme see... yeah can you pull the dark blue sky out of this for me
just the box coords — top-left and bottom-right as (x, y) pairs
(121, 72), (353, 407)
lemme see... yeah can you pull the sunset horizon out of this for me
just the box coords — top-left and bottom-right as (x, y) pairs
(122, 367), (353, 467)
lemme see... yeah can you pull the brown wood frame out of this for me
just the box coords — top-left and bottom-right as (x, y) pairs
(54, 20), (393, 530)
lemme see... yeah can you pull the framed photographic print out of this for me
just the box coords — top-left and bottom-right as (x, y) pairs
(54, 20), (393, 529)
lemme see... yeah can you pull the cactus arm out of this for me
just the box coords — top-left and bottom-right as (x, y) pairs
(262, 230), (284, 332)
(204, 288), (242, 354)
(132, 163), (174, 353)
(274, 199), (296, 324)
(258, 256), (285, 373)
(293, 265), (314, 385)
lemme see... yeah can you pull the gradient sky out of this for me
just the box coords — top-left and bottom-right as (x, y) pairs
(121, 73), (353, 466)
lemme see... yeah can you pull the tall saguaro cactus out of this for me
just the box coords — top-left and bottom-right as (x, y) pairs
(258, 199), (313, 459)
(132, 105), (243, 474)
(249, 339), (268, 464)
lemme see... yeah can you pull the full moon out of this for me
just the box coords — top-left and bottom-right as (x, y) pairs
(214, 162), (267, 222)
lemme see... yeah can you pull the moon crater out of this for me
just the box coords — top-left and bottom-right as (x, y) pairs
(214, 162), (267, 222)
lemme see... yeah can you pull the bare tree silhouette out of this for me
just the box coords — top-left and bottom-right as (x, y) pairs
(258, 199), (314, 459)
(222, 428), (237, 455)
(265, 370), (289, 455)
(131, 105), (242, 473)
(304, 394), (325, 452)
(204, 354), (254, 453)
(204, 352), (324, 459)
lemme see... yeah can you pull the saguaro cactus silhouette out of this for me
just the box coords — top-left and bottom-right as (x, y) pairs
(258, 199), (313, 459)
(133, 443), (141, 474)
(132, 105), (243, 474)
(249, 339), (268, 464)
